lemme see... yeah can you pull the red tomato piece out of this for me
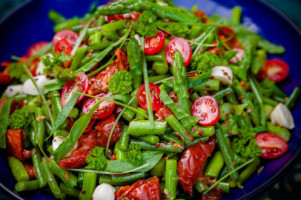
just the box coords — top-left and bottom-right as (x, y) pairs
(137, 83), (163, 111)
(144, 30), (165, 55)
(61, 73), (89, 107)
(27, 41), (49, 56)
(54, 39), (73, 55)
(192, 96), (220, 126)
(82, 93), (115, 119)
(95, 114), (122, 147)
(6, 129), (30, 161)
(177, 137), (216, 194)
(166, 37), (192, 66)
(259, 59), (289, 83)
(255, 133), (289, 159)
(116, 176), (161, 200)
(52, 30), (78, 47)
(23, 163), (36, 179)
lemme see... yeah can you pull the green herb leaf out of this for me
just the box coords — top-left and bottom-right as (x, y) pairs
(86, 147), (108, 170)
(54, 100), (102, 161)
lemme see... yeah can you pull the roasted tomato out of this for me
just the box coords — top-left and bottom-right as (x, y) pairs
(23, 163), (36, 179)
(116, 176), (161, 200)
(88, 49), (129, 95)
(95, 114), (122, 147)
(155, 105), (173, 121)
(6, 129), (31, 161)
(57, 131), (98, 169)
(194, 10), (208, 23)
(177, 136), (216, 194)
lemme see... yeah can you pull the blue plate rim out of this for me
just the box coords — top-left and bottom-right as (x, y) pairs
(0, 0), (300, 200)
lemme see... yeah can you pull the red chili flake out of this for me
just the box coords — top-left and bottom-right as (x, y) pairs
(247, 109), (252, 113)
(184, 130), (189, 135)
(224, 113), (229, 117)
(53, 93), (60, 97)
(204, 90), (209, 95)
(232, 161), (236, 166)
(160, 143), (166, 148)
(188, 136), (193, 141)
(228, 132), (233, 136)
(82, 190), (86, 194)
(226, 91), (231, 96)
(163, 157), (168, 160)
(166, 191), (172, 199)
(205, 84), (210, 88)
(224, 120), (229, 127)
(238, 96), (245, 100)
(155, 143), (160, 148)
(191, 127), (197, 133)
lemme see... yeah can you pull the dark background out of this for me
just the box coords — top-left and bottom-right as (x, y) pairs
(0, 0), (300, 199)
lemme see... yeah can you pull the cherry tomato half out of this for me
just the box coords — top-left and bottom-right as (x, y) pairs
(52, 30), (78, 47)
(255, 133), (289, 159)
(137, 83), (163, 111)
(144, 30), (165, 55)
(27, 41), (49, 56)
(61, 73), (89, 107)
(192, 96), (219, 126)
(259, 59), (289, 83)
(54, 39), (73, 55)
(82, 93), (115, 119)
(166, 37), (192, 66)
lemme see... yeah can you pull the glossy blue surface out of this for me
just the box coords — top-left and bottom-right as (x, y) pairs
(0, 0), (300, 199)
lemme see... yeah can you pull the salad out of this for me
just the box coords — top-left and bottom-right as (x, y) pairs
(0, 0), (300, 199)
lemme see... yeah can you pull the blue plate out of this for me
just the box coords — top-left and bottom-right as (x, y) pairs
(0, 0), (300, 199)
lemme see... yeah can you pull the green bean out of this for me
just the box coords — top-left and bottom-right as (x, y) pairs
(49, 160), (78, 188)
(89, 31), (101, 45)
(51, 91), (62, 121)
(15, 180), (40, 192)
(60, 183), (80, 198)
(86, 39), (112, 52)
(193, 79), (220, 91)
(263, 96), (278, 106)
(186, 137), (210, 147)
(194, 180), (208, 193)
(267, 122), (290, 142)
(149, 74), (170, 83)
(0, 96), (15, 148)
(286, 87), (301, 110)
(263, 104), (273, 119)
(190, 24), (203, 39)
(218, 182), (230, 193)
(152, 61), (168, 75)
(249, 74), (266, 126)
(127, 120), (167, 136)
(231, 6), (242, 24)
(212, 88), (233, 104)
(40, 159), (62, 199)
(32, 149), (47, 187)
(261, 78), (287, 97)
(112, 172), (146, 183)
(9, 157), (29, 182)
(190, 92), (200, 102)
(226, 91), (239, 104)
(122, 90), (138, 121)
(165, 159), (178, 200)
(215, 123), (240, 186)
(70, 47), (87, 70)
(146, 54), (164, 62)
(239, 157), (260, 184)
(251, 49), (266, 74)
(233, 79), (259, 126)
(160, 133), (184, 144)
(135, 107), (148, 120)
(53, 129), (69, 137)
(165, 115), (192, 145)
(102, 20), (127, 32)
(118, 125), (130, 151)
(130, 140), (183, 153)
(136, 135), (160, 144)
(150, 159), (166, 177)
(219, 103), (233, 121)
(79, 172), (97, 200)
(190, 125), (215, 137)
(205, 151), (224, 178)
(68, 107), (79, 119)
(78, 172), (84, 185)
(35, 108), (46, 148)
(115, 140), (127, 161)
